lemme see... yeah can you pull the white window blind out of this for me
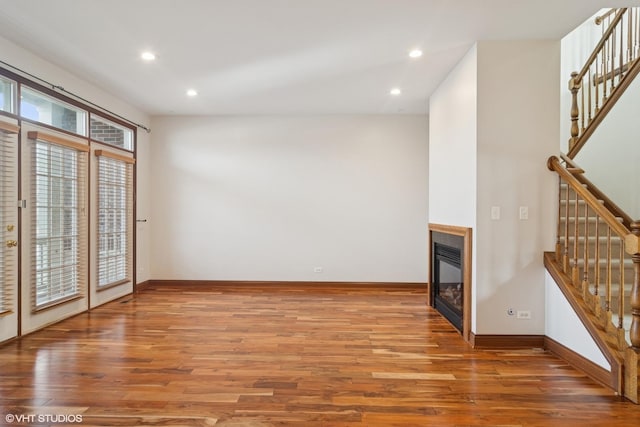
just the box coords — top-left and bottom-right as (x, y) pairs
(0, 123), (18, 314)
(96, 150), (134, 288)
(31, 133), (88, 309)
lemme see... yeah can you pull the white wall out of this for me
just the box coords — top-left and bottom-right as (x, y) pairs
(545, 271), (610, 369)
(475, 41), (559, 335)
(136, 129), (152, 283)
(573, 74), (640, 218)
(0, 35), (152, 286)
(428, 45), (478, 329)
(149, 115), (428, 283)
(429, 41), (559, 335)
(428, 46), (478, 229)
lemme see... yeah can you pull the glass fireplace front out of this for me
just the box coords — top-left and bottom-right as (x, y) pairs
(431, 232), (464, 332)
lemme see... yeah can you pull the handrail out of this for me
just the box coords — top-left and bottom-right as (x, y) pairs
(556, 9), (640, 398)
(575, 8), (627, 82)
(595, 9), (618, 25)
(567, 6), (640, 158)
(567, 56), (640, 158)
(549, 155), (640, 401)
(547, 156), (629, 238)
(559, 154), (633, 228)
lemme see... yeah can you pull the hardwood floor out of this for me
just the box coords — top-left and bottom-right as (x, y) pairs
(0, 284), (638, 426)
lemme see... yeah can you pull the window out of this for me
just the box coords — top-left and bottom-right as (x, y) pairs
(0, 76), (16, 114)
(96, 150), (134, 288)
(90, 115), (134, 151)
(30, 132), (88, 308)
(21, 87), (87, 136)
(0, 122), (18, 313)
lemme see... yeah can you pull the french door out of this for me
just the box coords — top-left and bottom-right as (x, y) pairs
(89, 144), (134, 308)
(0, 74), (137, 343)
(0, 118), (19, 342)
(20, 124), (89, 334)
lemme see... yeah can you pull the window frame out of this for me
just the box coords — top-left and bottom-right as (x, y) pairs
(0, 65), (139, 318)
(0, 121), (19, 314)
(0, 75), (17, 115)
(29, 131), (89, 311)
(95, 149), (135, 290)
(90, 114), (134, 152)
(21, 86), (88, 137)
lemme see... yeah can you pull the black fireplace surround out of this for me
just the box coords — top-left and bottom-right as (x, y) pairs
(431, 231), (464, 332)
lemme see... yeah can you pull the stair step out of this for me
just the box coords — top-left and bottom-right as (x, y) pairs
(560, 199), (604, 205)
(560, 183), (588, 191)
(567, 235), (624, 244)
(588, 283), (633, 294)
(560, 216), (624, 224)
(573, 257), (633, 268)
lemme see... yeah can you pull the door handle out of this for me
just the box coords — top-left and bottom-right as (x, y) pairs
(5, 240), (17, 248)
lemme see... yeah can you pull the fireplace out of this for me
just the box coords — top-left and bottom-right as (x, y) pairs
(429, 224), (471, 338)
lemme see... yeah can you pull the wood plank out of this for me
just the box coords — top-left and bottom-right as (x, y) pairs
(0, 283), (637, 426)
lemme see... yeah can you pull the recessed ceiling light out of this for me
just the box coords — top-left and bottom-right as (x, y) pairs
(409, 49), (423, 58)
(186, 89), (198, 97)
(141, 51), (156, 61)
(390, 88), (401, 96)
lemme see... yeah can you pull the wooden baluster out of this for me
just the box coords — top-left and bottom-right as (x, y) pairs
(580, 82), (585, 132)
(569, 72), (581, 149)
(618, 15), (623, 80)
(595, 56), (600, 113)
(607, 227), (612, 312)
(636, 7), (639, 59)
(629, 221), (640, 348)
(583, 204), (590, 291)
(588, 68), (592, 124)
(628, 9), (633, 63)
(563, 185), (571, 272)
(611, 28), (616, 91)
(633, 8), (636, 58)
(636, 8), (640, 58)
(556, 178), (563, 262)
(619, 238), (625, 329)
(573, 192), (581, 286)
(595, 214), (601, 296)
(603, 38), (608, 101)
(619, 15), (624, 83)
(629, 8), (640, 60)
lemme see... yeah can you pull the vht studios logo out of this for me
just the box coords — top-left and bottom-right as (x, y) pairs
(5, 413), (83, 424)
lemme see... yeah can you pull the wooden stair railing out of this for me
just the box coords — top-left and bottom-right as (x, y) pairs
(595, 9), (618, 26)
(567, 8), (640, 159)
(560, 154), (633, 229)
(547, 155), (640, 403)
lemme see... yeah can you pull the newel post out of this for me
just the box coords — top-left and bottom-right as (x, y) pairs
(568, 72), (581, 150)
(627, 221), (640, 349)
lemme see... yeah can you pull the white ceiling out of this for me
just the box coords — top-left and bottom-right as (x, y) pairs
(0, 0), (634, 116)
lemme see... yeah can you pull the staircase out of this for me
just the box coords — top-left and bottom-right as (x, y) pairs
(567, 8), (640, 158)
(546, 8), (640, 403)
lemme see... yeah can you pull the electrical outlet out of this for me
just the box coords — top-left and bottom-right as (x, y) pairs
(519, 206), (529, 220)
(517, 310), (531, 319)
(313, 267), (323, 273)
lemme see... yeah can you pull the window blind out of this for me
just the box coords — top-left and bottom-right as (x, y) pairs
(95, 150), (134, 288)
(31, 134), (88, 309)
(0, 123), (18, 314)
